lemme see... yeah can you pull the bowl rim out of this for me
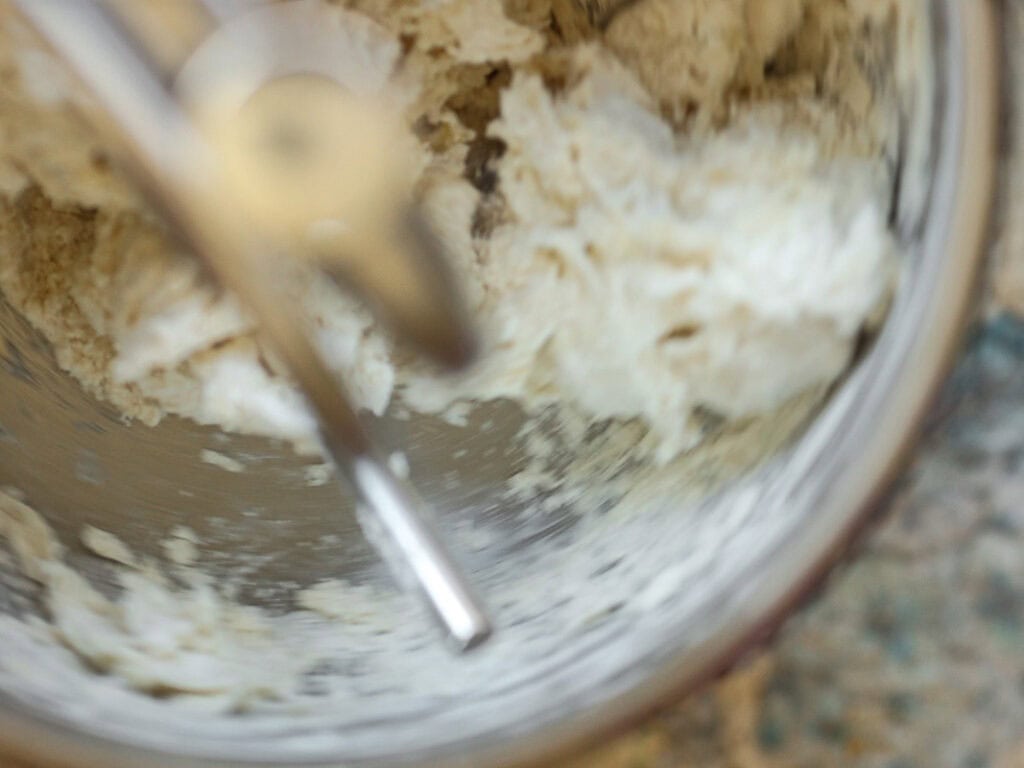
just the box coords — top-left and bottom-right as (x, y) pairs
(0, 1), (1001, 766)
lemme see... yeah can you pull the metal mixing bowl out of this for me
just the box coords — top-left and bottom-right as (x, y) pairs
(0, 1), (999, 766)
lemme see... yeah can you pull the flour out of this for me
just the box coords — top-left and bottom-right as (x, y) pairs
(402, 61), (894, 461)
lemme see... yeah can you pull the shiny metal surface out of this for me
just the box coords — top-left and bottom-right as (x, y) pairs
(0, 0), (999, 766)
(13, 0), (490, 647)
(350, 457), (491, 651)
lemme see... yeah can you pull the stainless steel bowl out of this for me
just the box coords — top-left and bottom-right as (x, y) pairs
(0, 1), (999, 766)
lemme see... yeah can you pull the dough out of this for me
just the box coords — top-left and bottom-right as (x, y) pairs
(0, 0), (899, 463)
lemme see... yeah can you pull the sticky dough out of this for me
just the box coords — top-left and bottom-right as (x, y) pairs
(0, 0), (899, 462)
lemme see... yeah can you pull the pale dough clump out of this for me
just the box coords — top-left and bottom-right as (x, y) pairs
(0, 490), (299, 704)
(402, 48), (894, 460)
(0, 0), (901, 462)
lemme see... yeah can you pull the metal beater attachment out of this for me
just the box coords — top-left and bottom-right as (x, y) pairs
(15, 0), (492, 650)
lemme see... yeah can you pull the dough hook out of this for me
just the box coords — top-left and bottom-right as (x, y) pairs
(14, 0), (492, 651)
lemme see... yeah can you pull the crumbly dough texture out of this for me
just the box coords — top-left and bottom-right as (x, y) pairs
(0, 0), (898, 462)
(0, 490), (298, 703)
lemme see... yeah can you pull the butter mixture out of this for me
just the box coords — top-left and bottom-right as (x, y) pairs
(0, 0), (899, 462)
